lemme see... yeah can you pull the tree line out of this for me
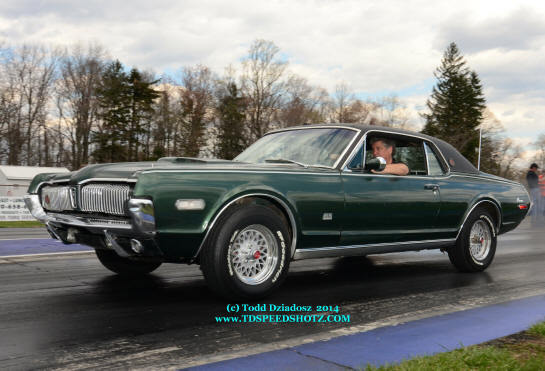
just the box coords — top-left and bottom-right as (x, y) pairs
(0, 39), (523, 179)
(0, 39), (410, 170)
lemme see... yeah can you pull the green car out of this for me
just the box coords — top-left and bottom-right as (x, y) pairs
(24, 125), (530, 299)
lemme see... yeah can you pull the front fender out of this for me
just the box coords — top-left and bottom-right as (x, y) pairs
(133, 171), (300, 259)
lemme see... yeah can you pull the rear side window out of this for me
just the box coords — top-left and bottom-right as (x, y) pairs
(424, 142), (446, 176)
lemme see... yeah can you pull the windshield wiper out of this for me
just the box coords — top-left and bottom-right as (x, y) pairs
(265, 158), (309, 168)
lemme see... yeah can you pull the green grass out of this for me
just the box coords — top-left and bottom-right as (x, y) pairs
(0, 220), (44, 228)
(364, 320), (545, 370)
(528, 322), (545, 337)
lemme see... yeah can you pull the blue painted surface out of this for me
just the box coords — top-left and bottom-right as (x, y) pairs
(0, 238), (91, 256)
(189, 294), (545, 370)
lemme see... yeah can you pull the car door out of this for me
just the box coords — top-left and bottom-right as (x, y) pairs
(340, 133), (442, 245)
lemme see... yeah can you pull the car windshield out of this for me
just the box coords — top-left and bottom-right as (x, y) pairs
(234, 128), (357, 168)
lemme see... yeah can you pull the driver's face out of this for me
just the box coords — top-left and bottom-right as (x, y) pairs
(372, 140), (392, 162)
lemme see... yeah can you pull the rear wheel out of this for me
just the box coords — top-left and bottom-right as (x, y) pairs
(200, 204), (291, 300)
(95, 249), (162, 275)
(448, 209), (497, 272)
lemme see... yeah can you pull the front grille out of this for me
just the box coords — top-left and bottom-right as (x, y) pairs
(42, 186), (73, 211)
(80, 184), (131, 216)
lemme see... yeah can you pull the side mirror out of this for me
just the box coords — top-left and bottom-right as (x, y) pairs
(366, 157), (386, 172)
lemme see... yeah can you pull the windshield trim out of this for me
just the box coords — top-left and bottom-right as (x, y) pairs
(246, 126), (361, 170)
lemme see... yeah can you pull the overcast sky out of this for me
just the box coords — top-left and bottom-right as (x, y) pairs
(1, 0), (544, 163)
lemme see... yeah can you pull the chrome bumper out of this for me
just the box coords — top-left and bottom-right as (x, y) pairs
(24, 194), (155, 236)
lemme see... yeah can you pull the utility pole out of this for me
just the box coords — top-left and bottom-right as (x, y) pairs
(477, 125), (482, 171)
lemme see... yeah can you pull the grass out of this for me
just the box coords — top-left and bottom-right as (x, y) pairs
(364, 320), (545, 370)
(0, 220), (44, 228)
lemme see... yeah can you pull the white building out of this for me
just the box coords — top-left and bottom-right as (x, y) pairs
(0, 165), (70, 197)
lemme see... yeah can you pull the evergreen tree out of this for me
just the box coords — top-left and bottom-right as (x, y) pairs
(126, 68), (159, 161)
(93, 60), (130, 163)
(216, 82), (246, 159)
(421, 43), (486, 164)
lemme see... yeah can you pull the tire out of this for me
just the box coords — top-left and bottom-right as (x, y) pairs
(200, 204), (291, 300)
(448, 209), (497, 272)
(95, 249), (162, 275)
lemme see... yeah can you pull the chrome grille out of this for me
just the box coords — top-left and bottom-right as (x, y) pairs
(80, 184), (131, 216)
(41, 186), (73, 211)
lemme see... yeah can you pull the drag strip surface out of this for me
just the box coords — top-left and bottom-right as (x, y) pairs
(1, 224), (544, 369)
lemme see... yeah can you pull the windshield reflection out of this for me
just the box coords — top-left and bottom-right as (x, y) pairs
(235, 128), (357, 168)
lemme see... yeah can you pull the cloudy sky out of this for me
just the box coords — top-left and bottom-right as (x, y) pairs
(1, 0), (544, 163)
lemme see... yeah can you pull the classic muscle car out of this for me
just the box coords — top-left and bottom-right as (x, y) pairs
(25, 125), (530, 299)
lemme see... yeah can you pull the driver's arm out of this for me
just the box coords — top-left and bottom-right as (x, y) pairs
(371, 163), (409, 175)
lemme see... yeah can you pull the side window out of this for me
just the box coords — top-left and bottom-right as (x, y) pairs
(364, 134), (427, 175)
(424, 142), (445, 176)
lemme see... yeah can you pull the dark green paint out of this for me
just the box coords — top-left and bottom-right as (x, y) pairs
(27, 157), (529, 260)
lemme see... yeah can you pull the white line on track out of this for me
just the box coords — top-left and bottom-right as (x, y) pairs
(0, 237), (52, 241)
(0, 250), (93, 260)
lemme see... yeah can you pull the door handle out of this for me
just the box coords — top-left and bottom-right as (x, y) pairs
(424, 184), (440, 191)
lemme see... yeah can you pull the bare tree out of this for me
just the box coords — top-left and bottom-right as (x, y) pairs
(241, 39), (287, 140)
(55, 43), (106, 169)
(0, 44), (59, 165)
(375, 95), (411, 128)
(177, 65), (215, 157)
(333, 82), (354, 123)
(278, 74), (329, 127)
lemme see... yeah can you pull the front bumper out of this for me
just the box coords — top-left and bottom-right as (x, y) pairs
(24, 194), (162, 258)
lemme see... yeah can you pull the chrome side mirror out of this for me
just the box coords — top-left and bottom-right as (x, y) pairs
(366, 157), (386, 172)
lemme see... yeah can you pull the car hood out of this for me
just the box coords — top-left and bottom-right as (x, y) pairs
(28, 157), (336, 193)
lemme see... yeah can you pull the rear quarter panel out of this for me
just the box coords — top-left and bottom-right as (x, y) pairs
(436, 173), (529, 237)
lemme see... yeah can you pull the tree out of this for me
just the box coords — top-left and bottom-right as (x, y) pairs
(279, 75), (329, 127)
(0, 44), (59, 166)
(215, 81), (246, 159)
(177, 65), (215, 157)
(421, 42), (486, 164)
(126, 68), (159, 161)
(241, 39), (287, 141)
(93, 60), (130, 163)
(151, 84), (176, 159)
(56, 43), (105, 169)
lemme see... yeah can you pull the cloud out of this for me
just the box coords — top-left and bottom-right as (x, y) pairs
(434, 7), (545, 53)
(1, 0), (544, 159)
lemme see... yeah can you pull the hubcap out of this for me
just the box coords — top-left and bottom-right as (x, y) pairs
(230, 224), (278, 285)
(469, 220), (491, 261)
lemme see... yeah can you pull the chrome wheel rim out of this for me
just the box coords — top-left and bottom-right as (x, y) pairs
(230, 224), (278, 285)
(469, 220), (491, 261)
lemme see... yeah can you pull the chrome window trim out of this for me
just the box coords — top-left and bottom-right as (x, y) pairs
(341, 129), (452, 175)
(235, 126), (361, 170)
(193, 193), (298, 260)
(333, 129), (361, 169)
(266, 125), (361, 135)
(424, 142), (432, 175)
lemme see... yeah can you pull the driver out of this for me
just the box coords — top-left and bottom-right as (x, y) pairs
(369, 137), (409, 175)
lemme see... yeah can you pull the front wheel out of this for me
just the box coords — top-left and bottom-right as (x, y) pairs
(448, 209), (497, 272)
(95, 249), (162, 275)
(200, 204), (291, 300)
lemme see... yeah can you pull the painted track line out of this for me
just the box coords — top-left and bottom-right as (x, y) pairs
(187, 294), (545, 370)
(0, 250), (94, 259)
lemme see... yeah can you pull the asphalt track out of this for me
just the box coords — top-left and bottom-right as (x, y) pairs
(0, 222), (545, 369)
